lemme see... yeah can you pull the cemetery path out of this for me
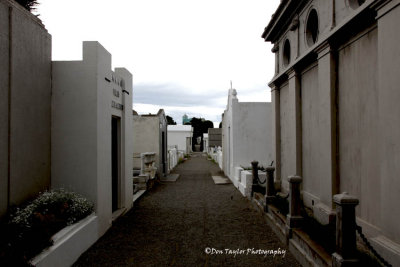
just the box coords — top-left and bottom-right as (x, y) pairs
(74, 153), (300, 267)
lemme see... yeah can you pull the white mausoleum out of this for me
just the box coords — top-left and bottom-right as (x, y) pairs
(52, 41), (133, 237)
(132, 109), (168, 178)
(167, 124), (193, 154)
(222, 89), (273, 186)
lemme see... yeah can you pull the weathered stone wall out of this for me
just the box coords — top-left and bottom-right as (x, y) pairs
(208, 128), (222, 148)
(301, 64), (322, 207)
(278, 82), (292, 193)
(133, 111), (167, 178)
(133, 116), (159, 170)
(338, 27), (379, 229)
(376, 1), (400, 246)
(264, 0), (400, 264)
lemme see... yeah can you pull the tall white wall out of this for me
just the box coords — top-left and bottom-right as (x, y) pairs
(222, 89), (273, 181)
(0, 0), (51, 217)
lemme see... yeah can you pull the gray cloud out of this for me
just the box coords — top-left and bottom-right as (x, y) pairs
(132, 82), (227, 108)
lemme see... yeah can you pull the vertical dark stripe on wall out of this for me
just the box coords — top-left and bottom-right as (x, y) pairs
(334, 49), (340, 196)
(7, 6), (12, 212)
(332, 0), (336, 29)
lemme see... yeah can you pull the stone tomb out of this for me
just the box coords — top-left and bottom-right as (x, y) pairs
(51, 41), (133, 236)
(132, 109), (168, 178)
(222, 89), (273, 183)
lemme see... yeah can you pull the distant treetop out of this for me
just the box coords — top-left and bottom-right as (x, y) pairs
(166, 115), (177, 125)
(16, 0), (39, 12)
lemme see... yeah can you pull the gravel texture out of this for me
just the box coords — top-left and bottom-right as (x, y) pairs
(74, 153), (300, 266)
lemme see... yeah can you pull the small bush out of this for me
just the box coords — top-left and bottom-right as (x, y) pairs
(1, 189), (94, 265)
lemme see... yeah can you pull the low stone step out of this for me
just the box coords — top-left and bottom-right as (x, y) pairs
(136, 183), (147, 190)
(133, 175), (148, 184)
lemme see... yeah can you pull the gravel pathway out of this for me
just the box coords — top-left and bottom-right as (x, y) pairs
(74, 153), (300, 266)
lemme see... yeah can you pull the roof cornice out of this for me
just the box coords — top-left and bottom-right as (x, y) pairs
(261, 0), (309, 43)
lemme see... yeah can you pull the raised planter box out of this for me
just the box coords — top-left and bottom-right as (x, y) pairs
(30, 213), (98, 267)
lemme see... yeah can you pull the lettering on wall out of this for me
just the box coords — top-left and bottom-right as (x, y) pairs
(112, 101), (124, 110)
(113, 89), (120, 98)
(111, 74), (125, 89)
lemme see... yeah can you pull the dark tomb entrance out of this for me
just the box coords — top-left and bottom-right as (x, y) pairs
(112, 117), (121, 212)
(162, 131), (166, 175)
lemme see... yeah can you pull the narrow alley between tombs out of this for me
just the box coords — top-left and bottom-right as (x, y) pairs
(73, 153), (300, 266)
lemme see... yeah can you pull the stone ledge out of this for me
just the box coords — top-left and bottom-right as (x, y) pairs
(312, 203), (336, 225)
(370, 235), (400, 266)
(133, 189), (146, 203)
(252, 200), (287, 245)
(252, 201), (332, 267)
(291, 229), (332, 267)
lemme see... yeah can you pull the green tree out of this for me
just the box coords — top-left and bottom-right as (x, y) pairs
(166, 115), (177, 125)
(189, 117), (214, 151)
(16, 0), (39, 11)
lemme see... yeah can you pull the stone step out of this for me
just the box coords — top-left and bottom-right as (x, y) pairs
(136, 183), (147, 190)
(133, 175), (148, 184)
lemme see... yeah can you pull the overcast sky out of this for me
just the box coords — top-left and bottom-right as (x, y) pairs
(36, 0), (280, 125)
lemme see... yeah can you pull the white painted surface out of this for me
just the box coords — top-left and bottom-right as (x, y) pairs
(234, 167), (243, 183)
(239, 171), (253, 198)
(222, 89), (273, 183)
(167, 125), (193, 153)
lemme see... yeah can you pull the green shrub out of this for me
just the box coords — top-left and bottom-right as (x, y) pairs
(1, 189), (94, 265)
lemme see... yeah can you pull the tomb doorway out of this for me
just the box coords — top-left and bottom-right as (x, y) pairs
(162, 131), (166, 175)
(112, 116), (121, 212)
